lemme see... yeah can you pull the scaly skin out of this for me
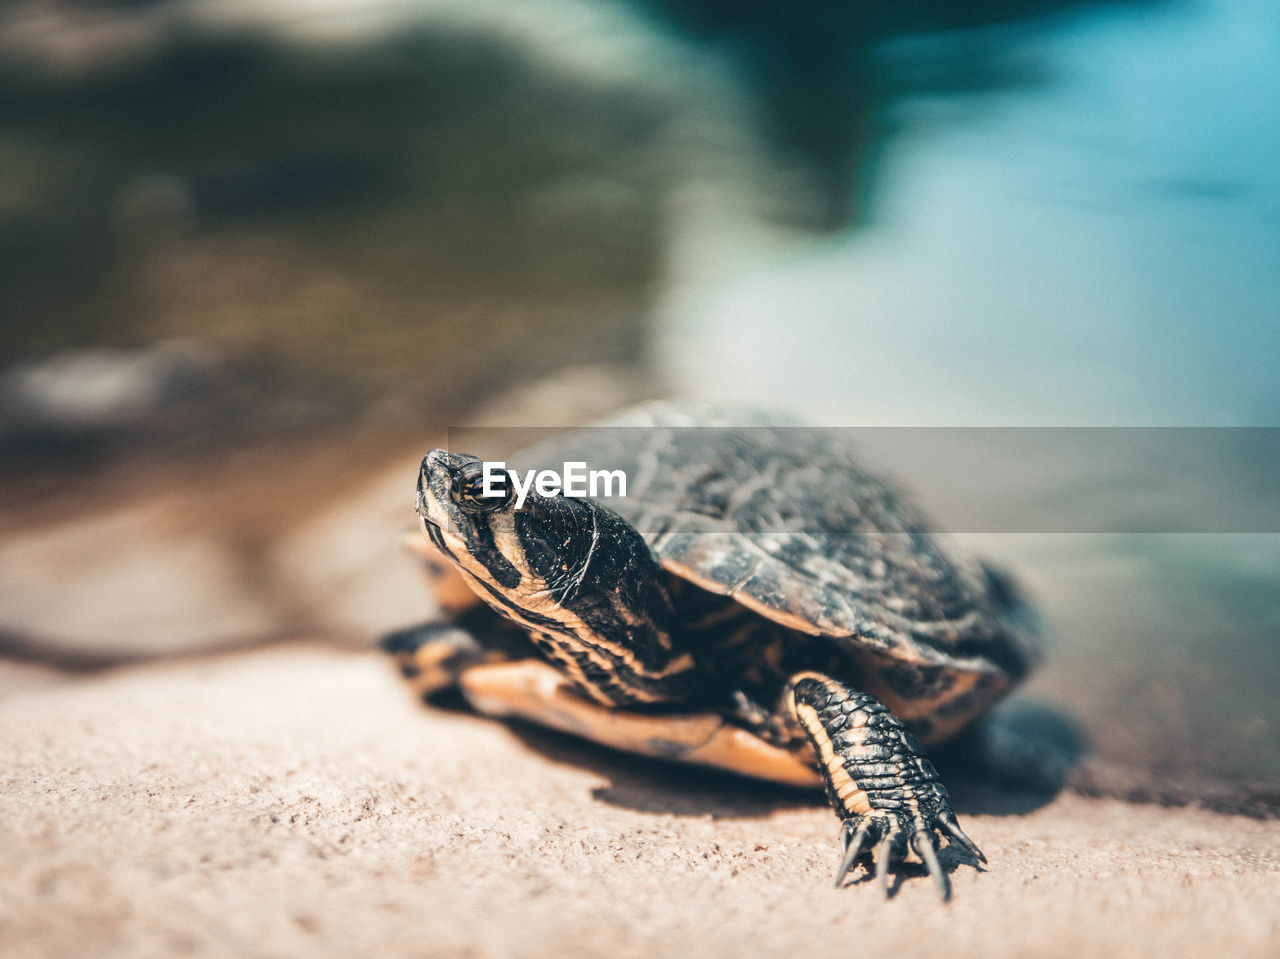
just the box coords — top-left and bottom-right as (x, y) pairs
(788, 672), (985, 898)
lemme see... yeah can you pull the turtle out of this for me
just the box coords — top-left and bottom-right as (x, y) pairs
(382, 403), (1042, 898)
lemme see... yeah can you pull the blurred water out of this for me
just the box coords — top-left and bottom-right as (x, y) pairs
(659, 0), (1280, 784)
(661, 0), (1280, 427)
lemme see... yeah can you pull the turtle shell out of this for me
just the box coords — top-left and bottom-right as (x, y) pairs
(509, 403), (1039, 685)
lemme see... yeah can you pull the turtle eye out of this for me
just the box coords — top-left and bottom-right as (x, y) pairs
(450, 466), (512, 513)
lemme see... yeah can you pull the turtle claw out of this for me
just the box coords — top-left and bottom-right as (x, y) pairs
(832, 813), (902, 892)
(835, 809), (979, 899)
(912, 830), (950, 901)
(939, 811), (987, 865)
(874, 836), (893, 893)
(833, 821), (872, 888)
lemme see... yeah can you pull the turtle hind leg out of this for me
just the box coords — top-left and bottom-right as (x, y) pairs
(785, 671), (984, 900)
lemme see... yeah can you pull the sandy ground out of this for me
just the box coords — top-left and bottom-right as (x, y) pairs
(2, 645), (1277, 959)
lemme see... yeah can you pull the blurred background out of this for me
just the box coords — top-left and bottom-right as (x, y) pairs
(1, 0), (1277, 809)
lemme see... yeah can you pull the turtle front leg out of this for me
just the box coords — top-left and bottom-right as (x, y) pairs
(381, 606), (533, 700)
(785, 671), (985, 899)
(381, 622), (492, 699)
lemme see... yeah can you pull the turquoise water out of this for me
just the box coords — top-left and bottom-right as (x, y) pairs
(662, 0), (1280, 427)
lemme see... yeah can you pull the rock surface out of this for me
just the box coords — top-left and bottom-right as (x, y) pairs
(269, 455), (438, 642)
(0, 504), (281, 662)
(2, 646), (1276, 959)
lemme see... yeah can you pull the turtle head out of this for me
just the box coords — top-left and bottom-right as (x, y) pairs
(417, 450), (513, 527)
(415, 448), (596, 600)
(415, 448), (695, 706)
(416, 450), (519, 574)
